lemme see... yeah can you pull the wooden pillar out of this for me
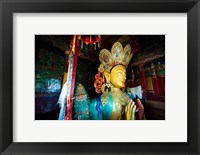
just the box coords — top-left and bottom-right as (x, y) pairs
(138, 64), (146, 97)
(64, 35), (79, 120)
(146, 76), (153, 91)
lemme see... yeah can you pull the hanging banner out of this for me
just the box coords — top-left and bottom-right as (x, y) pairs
(58, 35), (78, 120)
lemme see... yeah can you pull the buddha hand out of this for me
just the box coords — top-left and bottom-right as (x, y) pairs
(125, 100), (136, 120)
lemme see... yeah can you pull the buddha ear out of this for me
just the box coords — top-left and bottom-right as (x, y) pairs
(103, 70), (111, 83)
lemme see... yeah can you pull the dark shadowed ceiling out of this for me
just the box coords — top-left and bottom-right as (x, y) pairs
(35, 35), (165, 66)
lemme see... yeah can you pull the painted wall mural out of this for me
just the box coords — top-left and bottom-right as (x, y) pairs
(144, 57), (165, 77)
(35, 48), (64, 117)
(35, 49), (64, 94)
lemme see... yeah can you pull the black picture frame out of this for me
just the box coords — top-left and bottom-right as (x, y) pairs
(0, 0), (200, 154)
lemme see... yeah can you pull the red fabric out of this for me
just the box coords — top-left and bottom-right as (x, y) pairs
(133, 80), (140, 87)
(127, 80), (140, 88)
(157, 77), (165, 96)
(152, 77), (165, 97)
(146, 93), (165, 102)
(126, 80), (131, 88)
(135, 98), (144, 120)
(140, 70), (146, 90)
(152, 78), (160, 95)
(138, 65), (146, 91)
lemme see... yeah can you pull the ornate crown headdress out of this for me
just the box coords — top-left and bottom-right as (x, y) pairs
(98, 41), (133, 73)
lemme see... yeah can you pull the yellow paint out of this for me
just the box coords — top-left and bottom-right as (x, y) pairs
(102, 65), (136, 120)
(104, 65), (126, 88)
(146, 76), (153, 91)
(62, 72), (68, 87)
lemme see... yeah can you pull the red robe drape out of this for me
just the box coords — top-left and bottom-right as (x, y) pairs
(152, 76), (165, 96)
(157, 77), (165, 96)
(152, 77), (160, 95)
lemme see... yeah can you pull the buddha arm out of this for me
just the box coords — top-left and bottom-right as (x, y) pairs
(122, 93), (136, 120)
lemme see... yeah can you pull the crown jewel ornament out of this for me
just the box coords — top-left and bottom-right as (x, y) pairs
(98, 42), (133, 72)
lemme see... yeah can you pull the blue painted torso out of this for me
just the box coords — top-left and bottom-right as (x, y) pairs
(89, 94), (114, 120)
(89, 92), (129, 120)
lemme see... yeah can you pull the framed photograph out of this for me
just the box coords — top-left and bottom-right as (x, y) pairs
(0, 0), (199, 154)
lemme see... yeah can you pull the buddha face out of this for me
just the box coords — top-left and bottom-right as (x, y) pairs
(110, 65), (126, 88)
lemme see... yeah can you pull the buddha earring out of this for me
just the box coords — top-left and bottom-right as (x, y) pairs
(101, 83), (113, 106)
(101, 82), (113, 93)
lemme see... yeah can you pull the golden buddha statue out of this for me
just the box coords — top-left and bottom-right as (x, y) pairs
(89, 42), (137, 120)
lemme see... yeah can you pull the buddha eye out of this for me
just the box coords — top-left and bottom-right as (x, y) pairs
(118, 72), (123, 75)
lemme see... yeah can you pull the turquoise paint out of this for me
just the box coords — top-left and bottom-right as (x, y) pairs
(89, 94), (113, 120)
(102, 94), (113, 120)
(89, 97), (102, 120)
